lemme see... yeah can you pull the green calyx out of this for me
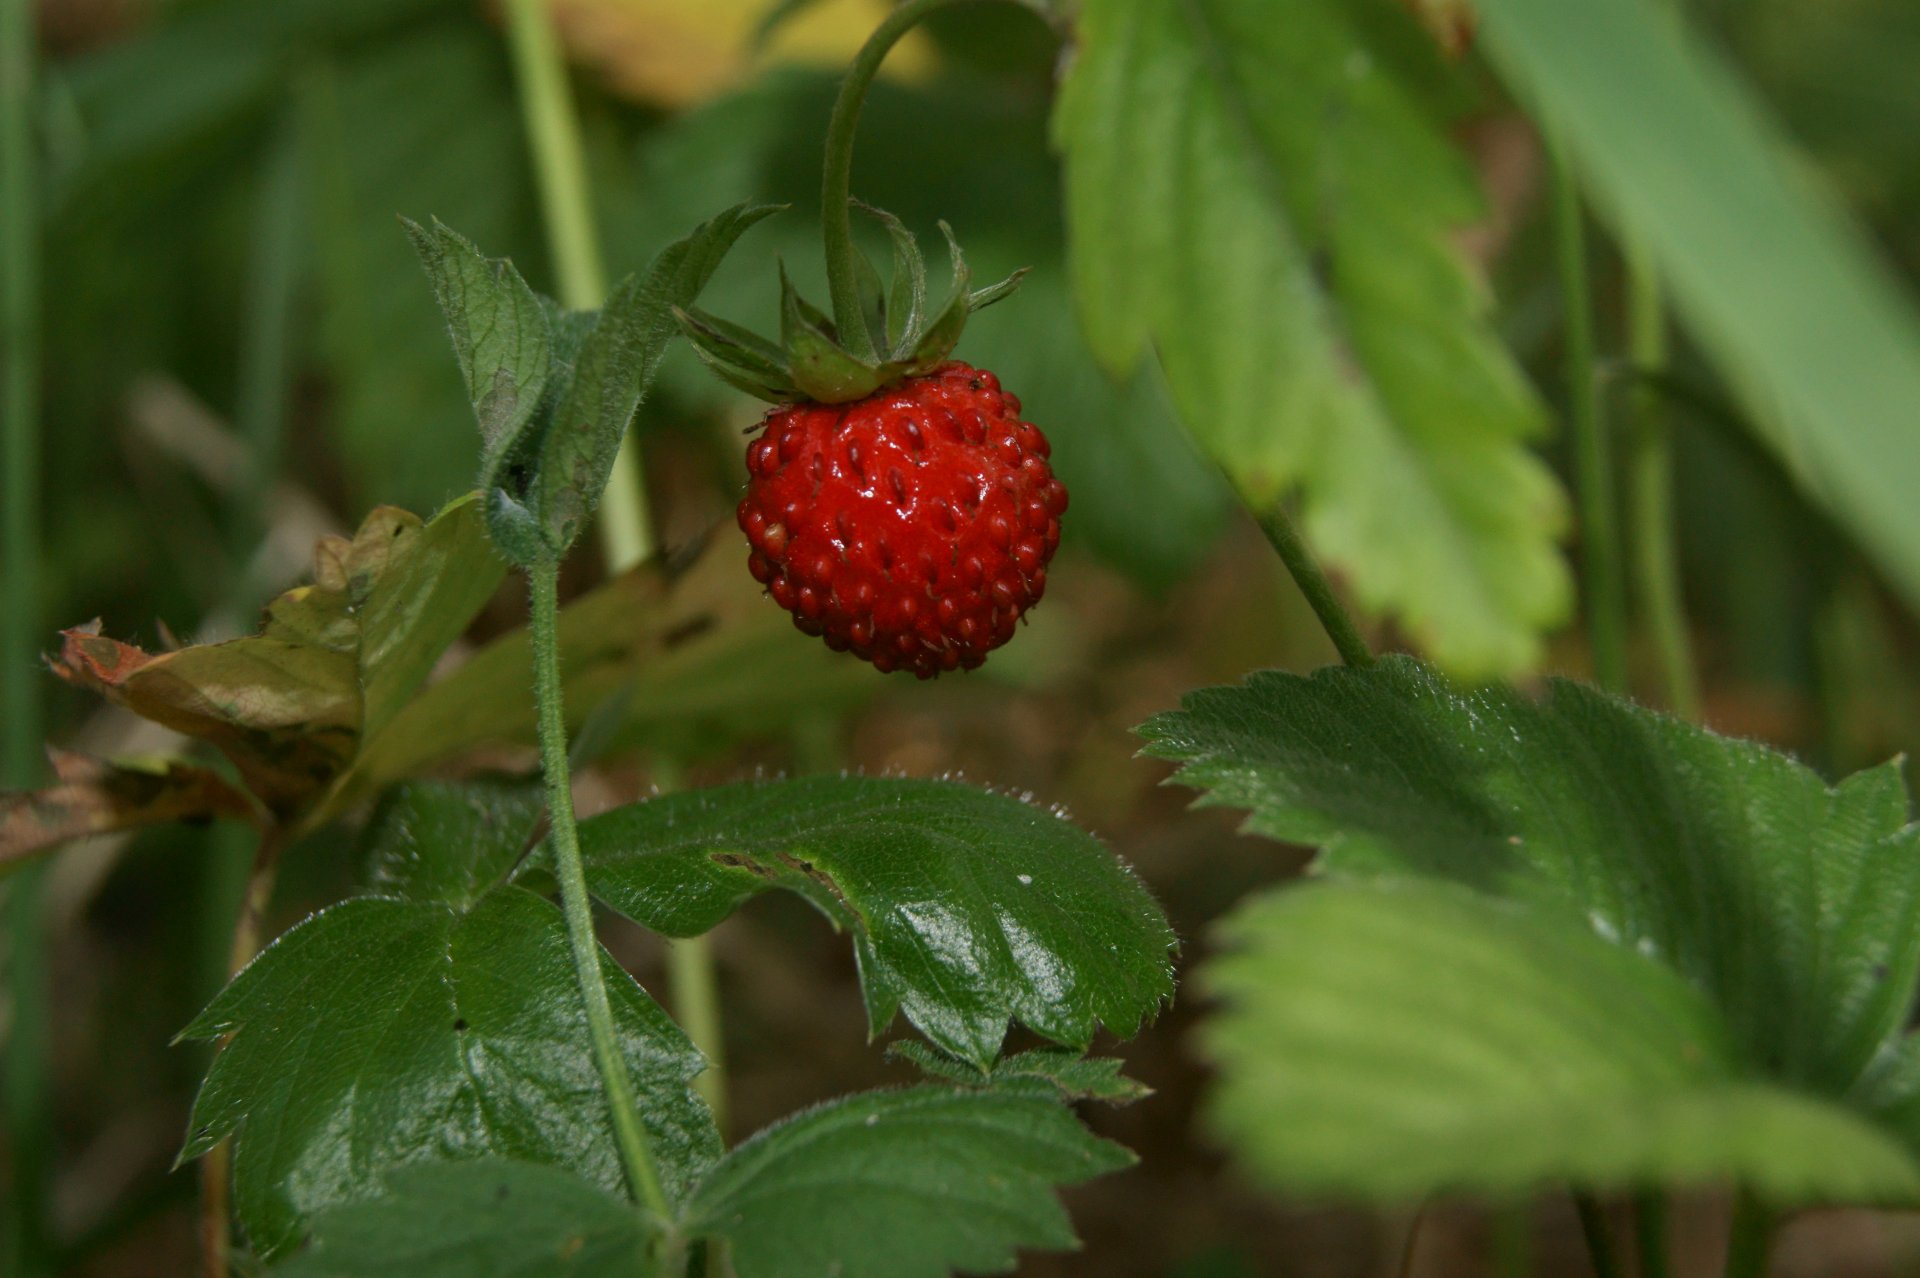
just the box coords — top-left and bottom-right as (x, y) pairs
(674, 203), (1026, 405)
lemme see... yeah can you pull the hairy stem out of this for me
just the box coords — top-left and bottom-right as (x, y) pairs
(820, 0), (973, 358)
(502, 0), (653, 571)
(529, 566), (672, 1222)
(1552, 152), (1627, 695)
(1623, 240), (1700, 718)
(1254, 504), (1374, 668)
(2, 0), (51, 1270)
(1574, 1193), (1623, 1278)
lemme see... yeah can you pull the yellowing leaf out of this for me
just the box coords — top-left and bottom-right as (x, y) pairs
(550, 0), (936, 108)
(0, 751), (259, 867)
(51, 498), (504, 818)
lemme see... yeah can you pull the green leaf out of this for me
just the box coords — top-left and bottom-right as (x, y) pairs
(403, 218), (554, 512)
(686, 1086), (1134, 1278)
(179, 887), (719, 1260)
(570, 776), (1176, 1066)
(887, 1041), (1151, 1105)
(1054, 0), (1569, 677)
(1468, 0), (1920, 637)
(272, 1159), (655, 1277)
(1143, 656), (1920, 1201)
(360, 779), (544, 910)
(1203, 879), (1920, 1203)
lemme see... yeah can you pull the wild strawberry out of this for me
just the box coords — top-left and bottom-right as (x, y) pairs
(678, 206), (1060, 676)
(737, 362), (1066, 677)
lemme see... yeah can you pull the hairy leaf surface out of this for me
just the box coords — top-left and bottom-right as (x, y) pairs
(180, 882), (717, 1259)
(1144, 656), (1920, 1201)
(273, 1159), (653, 1277)
(1205, 880), (1920, 1201)
(572, 776), (1176, 1065)
(686, 1087), (1132, 1278)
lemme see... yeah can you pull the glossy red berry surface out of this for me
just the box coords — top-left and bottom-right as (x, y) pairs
(737, 362), (1067, 677)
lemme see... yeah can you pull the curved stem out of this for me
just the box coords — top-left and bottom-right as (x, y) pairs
(2, 0), (51, 1269)
(820, 0), (973, 358)
(1254, 503), (1374, 668)
(1551, 149), (1627, 696)
(529, 566), (672, 1222)
(1623, 240), (1699, 719)
(502, 0), (654, 571)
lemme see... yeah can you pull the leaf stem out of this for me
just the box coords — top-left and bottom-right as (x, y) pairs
(528, 565), (673, 1223)
(1254, 504), (1374, 668)
(1722, 1191), (1771, 1278)
(1622, 240), (1699, 719)
(1551, 151), (1627, 695)
(1574, 1193), (1623, 1278)
(820, 0), (973, 358)
(2, 0), (51, 1269)
(501, 0), (654, 571)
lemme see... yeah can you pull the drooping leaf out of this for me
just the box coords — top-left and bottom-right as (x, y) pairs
(1054, 0), (1569, 676)
(0, 751), (258, 866)
(360, 779), (545, 910)
(317, 536), (874, 821)
(569, 776), (1176, 1066)
(685, 1086), (1133, 1278)
(886, 1041), (1151, 1105)
(178, 886), (719, 1260)
(1142, 656), (1920, 1202)
(1469, 0), (1920, 633)
(272, 1159), (655, 1278)
(51, 498), (502, 818)
(1203, 879), (1920, 1203)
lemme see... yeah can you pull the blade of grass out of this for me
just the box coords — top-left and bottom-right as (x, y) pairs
(1, 0), (51, 1273)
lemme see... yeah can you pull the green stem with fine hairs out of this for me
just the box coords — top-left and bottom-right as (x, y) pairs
(1552, 150), (1628, 696)
(1253, 503), (1374, 669)
(820, 0), (976, 359)
(502, 0), (653, 572)
(2, 0), (51, 1270)
(529, 565), (673, 1225)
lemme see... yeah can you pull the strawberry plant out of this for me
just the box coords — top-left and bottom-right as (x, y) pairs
(7, 0), (1920, 1275)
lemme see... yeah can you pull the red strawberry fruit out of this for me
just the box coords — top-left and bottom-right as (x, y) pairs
(737, 362), (1066, 677)
(678, 209), (1063, 676)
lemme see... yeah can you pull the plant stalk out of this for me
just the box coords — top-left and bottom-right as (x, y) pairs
(2, 0), (51, 1270)
(1254, 503), (1374, 668)
(1551, 151), (1628, 695)
(529, 566), (673, 1223)
(502, 0), (653, 571)
(1623, 240), (1699, 718)
(648, 757), (728, 1135)
(820, 0), (972, 358)
(1574, 1193), (1623, 1278)
(1722, 1191), (1771, 1278)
